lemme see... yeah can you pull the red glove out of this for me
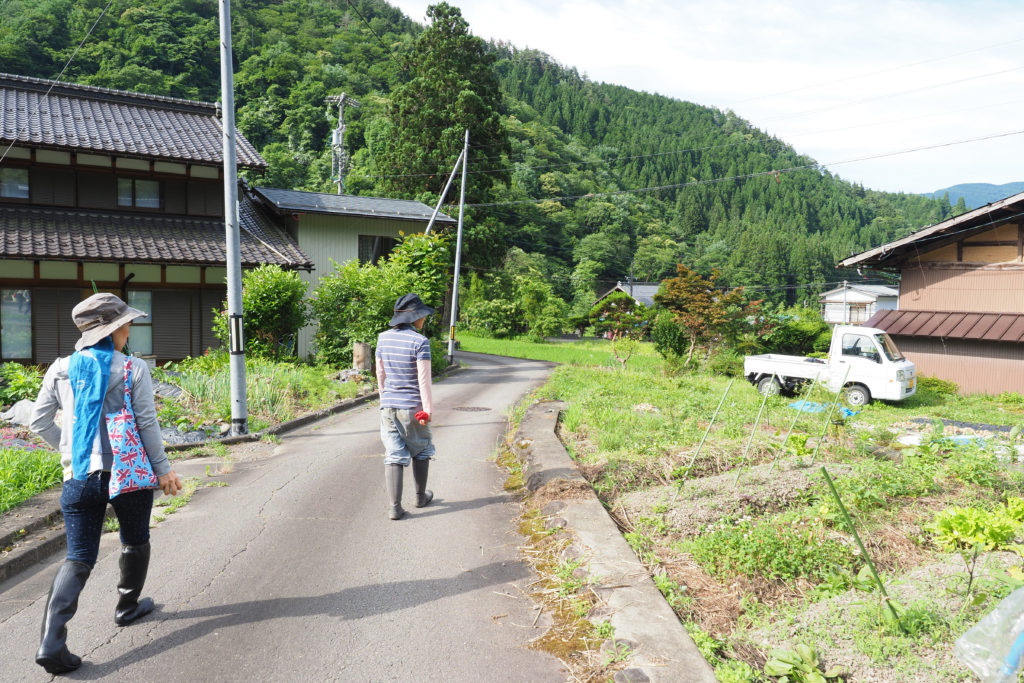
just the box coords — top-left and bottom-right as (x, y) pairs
(415, 410), (430, 425)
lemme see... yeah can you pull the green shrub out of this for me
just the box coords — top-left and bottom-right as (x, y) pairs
(463, 298), (520, 338)
(705, 348), (744, 377)
(311, 233), (450, 366)
(918, 376), (959, 397)
(0, 362), (43, 407)
(212, 265), (308, 360)
(651, 310), (688, 360)
(430, 338), (449, 376)
(758, 306), (831, 355)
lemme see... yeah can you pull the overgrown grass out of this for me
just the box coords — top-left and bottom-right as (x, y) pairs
(477, 335), (1024, 680)
(0, 446), (61, 514)
(157, 351), (356, 429)
(459, 334), (663, 372)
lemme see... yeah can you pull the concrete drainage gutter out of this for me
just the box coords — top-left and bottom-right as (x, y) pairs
(513, 400), (715, 683)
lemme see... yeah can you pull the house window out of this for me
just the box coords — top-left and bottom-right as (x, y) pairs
(117, 178), (161, 209)
(0, 168), (29, 199)
(126, 291), (153, 355)
(1, 289), (32, 359)
(358, 235), (398, 265)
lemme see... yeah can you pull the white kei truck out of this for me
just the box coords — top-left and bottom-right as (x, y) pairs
(743, 325), (917, 406)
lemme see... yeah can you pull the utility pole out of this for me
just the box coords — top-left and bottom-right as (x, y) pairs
(219, 0), (247, 435)
(447, 129), (469, 362)
(326, 93), (361, 194)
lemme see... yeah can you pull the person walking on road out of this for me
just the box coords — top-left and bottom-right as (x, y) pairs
(29, 293), (183, 675)
(376, 293), (436, 520)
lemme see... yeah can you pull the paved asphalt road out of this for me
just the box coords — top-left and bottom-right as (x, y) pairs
(0, 352), (566, 681)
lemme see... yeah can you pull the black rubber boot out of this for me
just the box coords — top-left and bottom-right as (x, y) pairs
(412, 459), (433, 508)
(36, 560), (91, 675)
(385, 464), (406, 520)
(115, 542), (154, 626)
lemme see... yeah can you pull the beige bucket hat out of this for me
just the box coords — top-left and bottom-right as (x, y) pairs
(72, 293), (148, 350)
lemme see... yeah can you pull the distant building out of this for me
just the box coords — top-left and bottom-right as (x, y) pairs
(840, 190), (1024, 394)
(594, 281), (660, 308)
(819, 282), (898, 325)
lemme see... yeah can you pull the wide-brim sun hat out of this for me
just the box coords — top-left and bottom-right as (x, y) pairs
(389, 292), (435, 327)
(72, 292), (148, 350)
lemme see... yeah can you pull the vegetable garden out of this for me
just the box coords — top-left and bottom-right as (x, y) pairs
(466, 334), (1024, 681)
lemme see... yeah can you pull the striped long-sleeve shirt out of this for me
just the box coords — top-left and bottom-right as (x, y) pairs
(375, 325), (432, 410)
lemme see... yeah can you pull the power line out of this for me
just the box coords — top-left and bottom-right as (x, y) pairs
(760, 64), (1024, 124)
(727, 36), (1024, 107)
(0, 0), (115, 165)
(463, 128), (1024, 209)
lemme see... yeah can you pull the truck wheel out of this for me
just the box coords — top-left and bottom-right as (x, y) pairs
(756, 376), (781, 396)
(844, 384), (871, 406)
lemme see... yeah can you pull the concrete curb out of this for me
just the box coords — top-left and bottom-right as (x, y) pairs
(512, 400), (715, 683)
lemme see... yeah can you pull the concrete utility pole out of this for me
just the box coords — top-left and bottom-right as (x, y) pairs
(327, 93), (361, 194)
(447, 129), (469, 362)
(219, 0), (247, 435)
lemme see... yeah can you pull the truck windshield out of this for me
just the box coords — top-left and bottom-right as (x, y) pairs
(875, 333), (904, 362)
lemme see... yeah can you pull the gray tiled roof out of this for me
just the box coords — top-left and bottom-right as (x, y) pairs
(253, 187), (456, 223)
(0, 193), (310, 268)
(0, 73), (264, 168)
(595, 282), (661, 307)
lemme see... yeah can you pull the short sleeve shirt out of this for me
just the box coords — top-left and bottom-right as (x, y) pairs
(376, 325), (431, 409)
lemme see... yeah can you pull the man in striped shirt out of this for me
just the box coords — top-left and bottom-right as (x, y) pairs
(376, 293), (436, 520)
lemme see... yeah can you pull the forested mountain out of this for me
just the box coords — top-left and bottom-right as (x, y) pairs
(924, 182), (1024, 209)
(0, 0), (950, 310)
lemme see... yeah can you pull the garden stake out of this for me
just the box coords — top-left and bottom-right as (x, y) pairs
(734, 374), (775, 487)
(820, 466), (903, 630)
(808, 365), (851, 464)
(768, 373), (819, 475)
(667, 378), (734, 507)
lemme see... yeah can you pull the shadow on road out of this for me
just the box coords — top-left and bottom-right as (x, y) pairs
(70, 560), (529, 678)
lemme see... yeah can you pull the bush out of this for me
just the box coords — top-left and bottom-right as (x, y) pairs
(311, 233), (451, 366)
(212, 265), (308, 360)
(759, 306), (830, 355)
(463, 298), (520, 338)
(0, 362), (43, 407)
(651, 310), (688, 361)
(918, 376), (959, 397)
(705, 349), (744, 377)
(430, 338), (449, 376)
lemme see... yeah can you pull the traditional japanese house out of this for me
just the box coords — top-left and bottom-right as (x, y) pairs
(0, 72), (311, 364)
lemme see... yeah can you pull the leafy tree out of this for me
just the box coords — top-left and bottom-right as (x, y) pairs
(212, 265), (308, 360)
(310, 232), (451, 365)
(655, 265), (749, 366)
(372, 2), (508, 206)
(589, 291), (650, 368)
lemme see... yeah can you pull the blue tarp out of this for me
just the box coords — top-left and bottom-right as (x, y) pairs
(788, 400), (858, 418)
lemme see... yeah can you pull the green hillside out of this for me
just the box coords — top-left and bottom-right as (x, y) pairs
(0, 0), (950, 307)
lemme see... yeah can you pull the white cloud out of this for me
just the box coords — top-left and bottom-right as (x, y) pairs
(387, 0), (1024, 193)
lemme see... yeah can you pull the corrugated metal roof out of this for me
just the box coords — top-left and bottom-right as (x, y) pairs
(867, 309), (1024, 343)
(0, 192), (310, 268)
(840, 190), (1024, 269)
(0, 72), (264, 168)
(253, 187), (456, 224)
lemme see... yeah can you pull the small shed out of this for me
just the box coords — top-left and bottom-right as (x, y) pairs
(819, 282), (898, 325)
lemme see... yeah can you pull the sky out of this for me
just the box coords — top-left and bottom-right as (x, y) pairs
(387, 0), (1024, 195)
